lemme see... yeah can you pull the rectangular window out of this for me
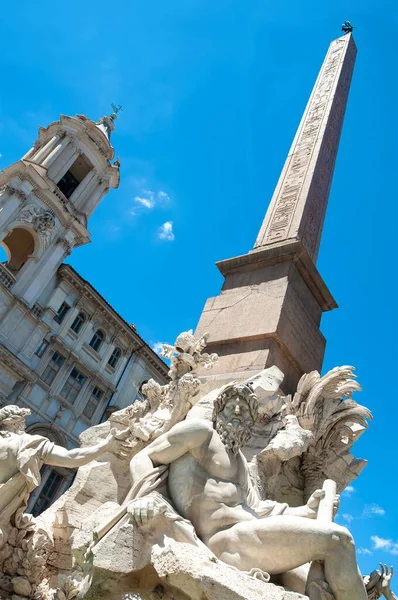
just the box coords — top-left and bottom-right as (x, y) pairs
(35, 339), (49, 358)
(82, 386), (103, 419)
(60, 367), (86, 404)
(41, 351), (65, 385)
(31, 469), (63, 516)
(54, 302), (70, 324)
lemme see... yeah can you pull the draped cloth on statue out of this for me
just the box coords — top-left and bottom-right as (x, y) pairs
(93, 465), (288, 584)
(0, 432), (54, 529)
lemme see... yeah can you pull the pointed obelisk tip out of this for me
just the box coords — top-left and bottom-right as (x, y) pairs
(341, 20), (354, 35)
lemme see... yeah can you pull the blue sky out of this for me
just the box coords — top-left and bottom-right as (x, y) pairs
(1, 0), (397, 577)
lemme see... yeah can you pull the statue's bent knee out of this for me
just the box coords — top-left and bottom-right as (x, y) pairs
(327, 524), (354, 550)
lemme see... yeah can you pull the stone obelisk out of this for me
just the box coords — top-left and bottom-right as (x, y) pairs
(195, 33), (357, 394)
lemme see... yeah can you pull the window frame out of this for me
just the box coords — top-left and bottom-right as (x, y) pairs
(35, 339), (49, 358)
(89, 329), (105, 352)
(60, 367), (86, 404)
(70, 312), (86, 334)
(108, 347), (121, 369)
(31, 469), (63, 516)
(54, 302), (70, 324)
(82, 385), (104, 420)
(41, 351), (65, 386)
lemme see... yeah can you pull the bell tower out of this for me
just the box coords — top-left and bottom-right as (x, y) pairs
(0, 112), (120, 307)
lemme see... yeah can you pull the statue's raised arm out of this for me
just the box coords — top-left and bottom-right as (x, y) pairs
(0, 405), (129, 532)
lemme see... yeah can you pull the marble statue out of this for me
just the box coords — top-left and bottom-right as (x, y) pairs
(364, 565), (397, 600)
(0, 404), (128, 536)
(4, 331), (391, 600)
(126, 382), (367, 600)
(110, 330), (218, 446)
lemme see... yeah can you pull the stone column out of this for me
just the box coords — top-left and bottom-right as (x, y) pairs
(69, 169), (97, 208)
(48, 143), (80, 183)
(18, 239), (71, 306)
(31, 134), (61, 165)
(0, 188), (24, 229)
(41, 136), (71, 169)
(22, 142), (40, 160)
(83, 178), (107, 217)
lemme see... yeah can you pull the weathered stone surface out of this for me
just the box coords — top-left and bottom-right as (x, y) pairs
(151, 542), (308, 600)
(254, 33), (357, 261)
(195, 34), (357, 393)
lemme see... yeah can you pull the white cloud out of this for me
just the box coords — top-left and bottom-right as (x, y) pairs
(342, 485), (355, 497)
(357, 548), (372, 555)
(363, 504), (386, 518)
(342, 513), (354, 524)
(133, 189), (171, 211)
(370, 536), (398, 555)
(158, 221), (175, 241)
(152, 342), (164, 355)
(371, 536), (392, 550)
(0, 153), (2, 158)
(157, 190), (171, 202)
(134, 191), (155, 209)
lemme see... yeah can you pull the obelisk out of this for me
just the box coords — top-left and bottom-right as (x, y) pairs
(195, 32), (357, 394)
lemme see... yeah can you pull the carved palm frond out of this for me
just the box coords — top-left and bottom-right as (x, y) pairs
(284, 366), (372, 498)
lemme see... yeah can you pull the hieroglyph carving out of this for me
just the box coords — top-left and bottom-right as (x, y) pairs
(255, 34), (356, 261)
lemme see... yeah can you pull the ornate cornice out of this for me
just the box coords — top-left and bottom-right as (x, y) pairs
(0, 184), (28, 202)
(58, 264), (168, 378)
(56, 237), (72, 255)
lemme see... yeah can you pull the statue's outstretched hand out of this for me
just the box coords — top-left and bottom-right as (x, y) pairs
(104, 427), (132, 457)
(127, 496), (165, 527)
(377, 564), (396, 599)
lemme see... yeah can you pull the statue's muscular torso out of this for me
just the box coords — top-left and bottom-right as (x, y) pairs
(167, 422), (258, 544)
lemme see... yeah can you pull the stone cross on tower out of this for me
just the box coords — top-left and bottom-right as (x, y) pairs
(195, 33), (357, 394)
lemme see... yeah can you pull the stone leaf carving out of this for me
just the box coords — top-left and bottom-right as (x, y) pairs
(111, 330), (218, 447)
(254, 366), (371, 505)
(285, 366), (371, 499)
(14, 203), (56, 248)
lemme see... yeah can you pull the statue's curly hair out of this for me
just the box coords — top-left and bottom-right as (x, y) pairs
(212, 382), (258, 425)
(0, 405), (30, 423)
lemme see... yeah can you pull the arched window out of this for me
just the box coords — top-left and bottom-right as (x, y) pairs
(108, 347), (121, 369)
(1, 227), (35, 272)
(89, 329), (104, 352)
(70, 312), (86, 334)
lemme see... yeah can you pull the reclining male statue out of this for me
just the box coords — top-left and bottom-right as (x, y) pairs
(128, 382), (367, 600)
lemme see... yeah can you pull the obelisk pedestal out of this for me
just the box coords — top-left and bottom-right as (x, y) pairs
(196, 33), (357, 394)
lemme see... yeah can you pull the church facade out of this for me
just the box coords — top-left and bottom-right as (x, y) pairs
(0, 111), (168, 515)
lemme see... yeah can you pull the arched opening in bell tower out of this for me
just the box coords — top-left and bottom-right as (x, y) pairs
(56, 154), (93, 199)
(1, 227), (35, 272)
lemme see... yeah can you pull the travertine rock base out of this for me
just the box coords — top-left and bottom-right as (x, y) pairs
(84, 520), (307, 600)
